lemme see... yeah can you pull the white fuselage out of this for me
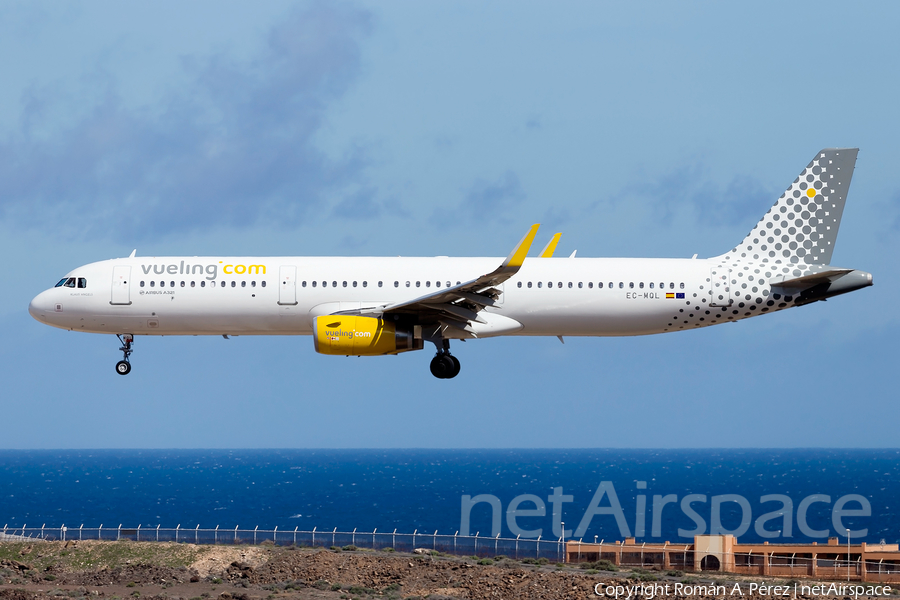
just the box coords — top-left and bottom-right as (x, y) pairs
(28, 255), (776, 338)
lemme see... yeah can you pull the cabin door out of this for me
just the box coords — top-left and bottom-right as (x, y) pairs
(278, 265), (298, 305)
(110, 265), (132, 305)
(709, 267), (732, 307)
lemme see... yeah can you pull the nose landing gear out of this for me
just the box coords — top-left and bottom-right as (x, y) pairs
(429, 339), (461, 379)
(115, 334), (134, 375)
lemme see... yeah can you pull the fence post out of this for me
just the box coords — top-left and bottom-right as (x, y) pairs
(157, 525), (160, 542)
(312, 527), (316, 547)
(61, 525), (66, 542)
(98, 525), (101, 541)
(293, 527), (298, 546)
(332, 527), (337, 548)
(176, 524), (180, 543)
(117, 525), (122, 541)
(536, 535), (541, 559)
(454, 531), (458, 555)
(254, 526), (259, 545)
(352, 528), (356, 546)
(515, 534), (520, 560)
(373, 528), (377, 550)
(475, 532), (479, 556)
(392, 529), (396, 550)
(42, 524), (45, 540)
(234, 526), (238, 544)
(434, 530), (438, 551)
(215, 525), (219, 545)
(495, 533), (500, 557)
(137, 525), (141, 542)
(274, 526), (278, 544)
(195, 525), (199, 544)
(80, 525), (83, 541)
(413, 529), (417, 550)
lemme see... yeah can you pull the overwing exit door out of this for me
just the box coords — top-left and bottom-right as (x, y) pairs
(278, 265), (298, 305)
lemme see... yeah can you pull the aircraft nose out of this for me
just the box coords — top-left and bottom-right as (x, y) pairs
(29, 290), (54, 323)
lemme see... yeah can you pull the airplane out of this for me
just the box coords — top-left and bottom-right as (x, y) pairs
(29, 148), (872, 379)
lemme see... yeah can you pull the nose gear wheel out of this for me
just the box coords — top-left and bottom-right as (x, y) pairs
(116, 334), (134, 376)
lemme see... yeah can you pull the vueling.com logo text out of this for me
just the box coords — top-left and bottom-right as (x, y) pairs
(140, 261), (267, 281)
(326, 329), (373, 340)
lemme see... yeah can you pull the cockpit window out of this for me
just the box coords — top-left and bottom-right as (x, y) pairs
(77, 278), (87, 289)
(55, 278), (68, 288)
(63, 278), (76, 288)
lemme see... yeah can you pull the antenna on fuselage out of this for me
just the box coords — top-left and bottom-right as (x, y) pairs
(129, 249), (136, 258)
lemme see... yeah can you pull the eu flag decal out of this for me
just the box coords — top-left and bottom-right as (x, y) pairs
(676, 293), (685, 299)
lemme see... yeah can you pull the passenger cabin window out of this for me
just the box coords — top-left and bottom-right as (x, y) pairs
(312, 281), (317, 287)
(517, 282), (522, 288)
(302, 281), (307, 287)
(527, 282), (532, 288)
(261, 281), (266, 287)
(363, 281), (368, 288)
(619, 282), (623, 289)
(191, 281), (195, 288)
(680, 282), (685, 289)
(140, 281), (145, 287)
(639, 282), (644, 289)
(537, 282), (542, 288)
(201, 281), (206, 287)
(150, 281), (156, 287)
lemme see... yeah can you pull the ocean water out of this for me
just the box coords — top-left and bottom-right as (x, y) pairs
(0, 449), (896, 544)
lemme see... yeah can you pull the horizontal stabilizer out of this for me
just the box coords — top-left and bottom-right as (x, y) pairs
(770, 269), (854, 292)
(771, 268), (872, 305)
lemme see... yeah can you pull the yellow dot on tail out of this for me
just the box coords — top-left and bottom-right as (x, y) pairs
(806, 188), (816, 198)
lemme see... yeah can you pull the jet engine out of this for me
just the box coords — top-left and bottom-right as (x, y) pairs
(313, 316), (423, 356)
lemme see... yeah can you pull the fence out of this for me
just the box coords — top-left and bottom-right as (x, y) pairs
(0, 525), (566, 563)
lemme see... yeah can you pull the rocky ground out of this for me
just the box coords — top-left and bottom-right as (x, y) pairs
(0, 540), (894, 600)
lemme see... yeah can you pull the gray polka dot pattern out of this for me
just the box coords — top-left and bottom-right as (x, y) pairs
(662, 148), (859, 333)
(718, 148), (857, 268)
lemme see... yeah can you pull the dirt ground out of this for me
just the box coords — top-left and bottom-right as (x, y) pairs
(0, 540), (893, 600)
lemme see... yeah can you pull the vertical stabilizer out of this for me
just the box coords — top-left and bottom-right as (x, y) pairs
(716, 148), (857, 267)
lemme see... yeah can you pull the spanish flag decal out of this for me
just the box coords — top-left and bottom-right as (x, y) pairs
(666, 293), (674, 299)
(666, 293), (686, 299)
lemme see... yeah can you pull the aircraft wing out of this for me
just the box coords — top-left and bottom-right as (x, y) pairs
(335, 224), (540, 336)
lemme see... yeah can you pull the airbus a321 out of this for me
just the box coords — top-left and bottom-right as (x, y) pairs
(29, 148), (873, 379)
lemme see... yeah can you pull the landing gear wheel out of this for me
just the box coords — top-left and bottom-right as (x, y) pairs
(448, 354), (461, 378)
(430, 354), (451, 379)
(430, 353), (460, 379)
(116, 334), (134, 376)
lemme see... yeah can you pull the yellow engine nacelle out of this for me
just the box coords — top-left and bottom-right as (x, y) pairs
(313, 316), (423, 356)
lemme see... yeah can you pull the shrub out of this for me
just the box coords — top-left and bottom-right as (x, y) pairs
(477, 559), (493, 566)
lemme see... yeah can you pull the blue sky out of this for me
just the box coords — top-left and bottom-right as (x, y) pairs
(1, 1), (897, 448)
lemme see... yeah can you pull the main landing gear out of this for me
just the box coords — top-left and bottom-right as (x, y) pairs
(429, 340), (461, 379)
(115, 334), (134, 375)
